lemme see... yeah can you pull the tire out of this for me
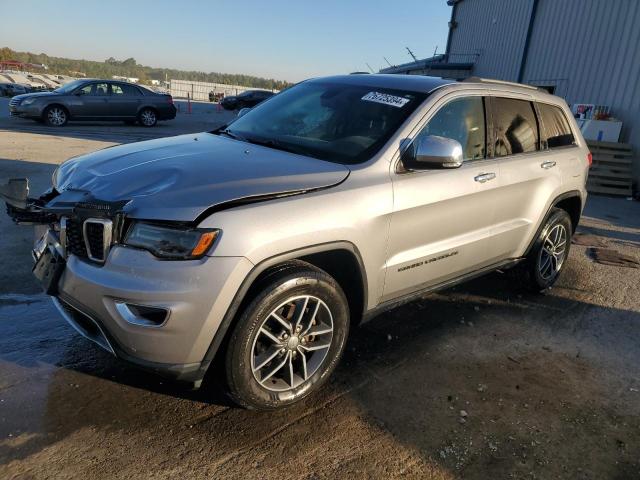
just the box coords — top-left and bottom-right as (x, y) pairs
(138, 108), (157, 127)
(43, 105), (68, 127)
(225, 261), (350, 410)
(521, 208), (572, 291)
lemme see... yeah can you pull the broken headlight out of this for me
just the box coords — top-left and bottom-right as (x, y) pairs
(124, 222), (220, 260)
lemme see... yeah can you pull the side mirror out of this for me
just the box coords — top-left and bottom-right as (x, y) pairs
(402, 135), (464, 170)
(74, 90), (85, 96)
(237, 107), (251, 118)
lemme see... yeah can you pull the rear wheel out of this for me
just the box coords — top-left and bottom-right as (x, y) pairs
(138, 108), (157, 127)
(521, 208), (572, 291)
(44, 105), (68, 127)
(224, 261), (349, 410)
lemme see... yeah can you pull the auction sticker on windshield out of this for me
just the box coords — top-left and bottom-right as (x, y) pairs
(361, 91), (410, 108)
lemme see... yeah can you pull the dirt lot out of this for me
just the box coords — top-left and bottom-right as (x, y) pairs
(0, 99), (639, 479)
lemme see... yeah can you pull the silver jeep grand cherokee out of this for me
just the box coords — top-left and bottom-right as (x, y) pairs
(2, 74), (590, 410)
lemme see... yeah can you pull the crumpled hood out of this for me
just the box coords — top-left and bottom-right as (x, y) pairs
(53, 133), (350, 221)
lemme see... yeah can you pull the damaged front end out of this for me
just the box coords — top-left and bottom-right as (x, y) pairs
(2, 177), (129, 294)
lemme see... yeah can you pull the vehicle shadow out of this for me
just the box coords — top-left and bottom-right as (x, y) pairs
(2, 264), (639, 479)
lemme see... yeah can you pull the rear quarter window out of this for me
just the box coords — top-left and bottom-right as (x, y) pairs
(537, 102), (575, 149)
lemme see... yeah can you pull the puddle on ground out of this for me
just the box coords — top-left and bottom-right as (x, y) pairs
(588, 247), (640, 269)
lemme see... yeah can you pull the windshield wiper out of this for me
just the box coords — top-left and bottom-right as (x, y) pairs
(216, 128), (245, 141)
(243, 137), (307, 156)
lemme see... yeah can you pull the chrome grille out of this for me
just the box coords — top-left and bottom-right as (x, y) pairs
(62, 217), (113, 263)
(83, 218), (113, 263)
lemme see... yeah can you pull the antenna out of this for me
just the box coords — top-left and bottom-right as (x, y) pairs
(365, 63), (375, 73)
(383, 57), (393, 68)
(406, 47), (418, 62)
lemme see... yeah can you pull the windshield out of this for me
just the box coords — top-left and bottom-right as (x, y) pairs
(53, 79), (88, 94)
(221, 81), (427, 164)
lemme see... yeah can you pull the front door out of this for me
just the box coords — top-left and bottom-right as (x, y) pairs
(71, 82), (110, 119)
(383, 95), (500, 302)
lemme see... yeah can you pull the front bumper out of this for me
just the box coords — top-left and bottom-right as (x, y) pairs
(53, 244), (252, 383)
(9, 103), (41, 118)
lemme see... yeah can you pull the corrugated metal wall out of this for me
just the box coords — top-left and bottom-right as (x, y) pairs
(448, 0), (640, 190)
(522, 0), (640, 188)
(448, 0), (534, 80)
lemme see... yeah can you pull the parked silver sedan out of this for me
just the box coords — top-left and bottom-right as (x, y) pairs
(8, 79), (177, 127)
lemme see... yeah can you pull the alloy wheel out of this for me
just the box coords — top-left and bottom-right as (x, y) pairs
(251, 295), (334, 392)
(47, 107), (66, 126)
(538, 223), (567, 280)
(140, 110), (156, 126)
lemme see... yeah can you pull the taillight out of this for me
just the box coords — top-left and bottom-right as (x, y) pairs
(587, 151), (592, 168)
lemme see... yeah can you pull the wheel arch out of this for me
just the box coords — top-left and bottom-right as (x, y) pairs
(553, 192), (582, 233)
(42, 103), (70, 119)
(524, 190), (583, 256)
(198, 241), (368, 377)
(136, 104), (158, 116)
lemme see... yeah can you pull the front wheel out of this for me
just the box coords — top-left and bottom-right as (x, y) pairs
(138, 108), (157, 127)
(522, 208), (572, 291)
(44, 105), (68, 126)
(224, 261), (349, 410)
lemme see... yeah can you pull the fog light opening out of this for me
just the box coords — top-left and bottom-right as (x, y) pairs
(115, 301), (169, 327)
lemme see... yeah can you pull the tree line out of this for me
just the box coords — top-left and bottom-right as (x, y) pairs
(0, 47), (291, 90)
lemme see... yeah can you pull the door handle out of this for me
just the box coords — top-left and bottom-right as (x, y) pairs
(541, 160), (557, 169)
(474, 172), (496, 183)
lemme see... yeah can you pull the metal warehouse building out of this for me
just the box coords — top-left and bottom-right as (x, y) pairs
(381, 0), (640, 192)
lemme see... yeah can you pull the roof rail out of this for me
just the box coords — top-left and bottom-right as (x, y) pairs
(462, 76), (542, 91)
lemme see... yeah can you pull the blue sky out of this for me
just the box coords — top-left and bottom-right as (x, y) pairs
(0, 0), (452, 82)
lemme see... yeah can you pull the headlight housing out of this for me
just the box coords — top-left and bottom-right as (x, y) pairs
(124, 222), (220, 260)
(21, 97), (37, 106)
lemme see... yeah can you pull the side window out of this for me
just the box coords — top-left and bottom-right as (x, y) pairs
(111, 84), (124, 95)
(417, 96), (486, 161)
(537, 103), (575, 148)
(122, 84), (141, 96)
(492, 97), (539, 156)
(93, 83), (109, 96)
(78, 83), (94, 95)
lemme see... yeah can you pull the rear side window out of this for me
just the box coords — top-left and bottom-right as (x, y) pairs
(492, 97), (539, 156)
(537, 103), (575, 148)
(111, 84), (140, 96)
(418, 96), (486, 161)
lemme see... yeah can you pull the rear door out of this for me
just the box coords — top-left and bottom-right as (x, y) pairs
(383, 94), (501, 302)
(488, 96), (562, 260)
(108, 83), (142, 118)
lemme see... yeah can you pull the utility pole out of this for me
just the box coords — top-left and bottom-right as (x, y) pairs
(406, 47), (418, 62)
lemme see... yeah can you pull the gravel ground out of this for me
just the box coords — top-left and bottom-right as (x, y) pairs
(0, 100), (639, 479)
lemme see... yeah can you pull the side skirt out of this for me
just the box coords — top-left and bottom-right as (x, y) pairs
(362, 258), (523, 322)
